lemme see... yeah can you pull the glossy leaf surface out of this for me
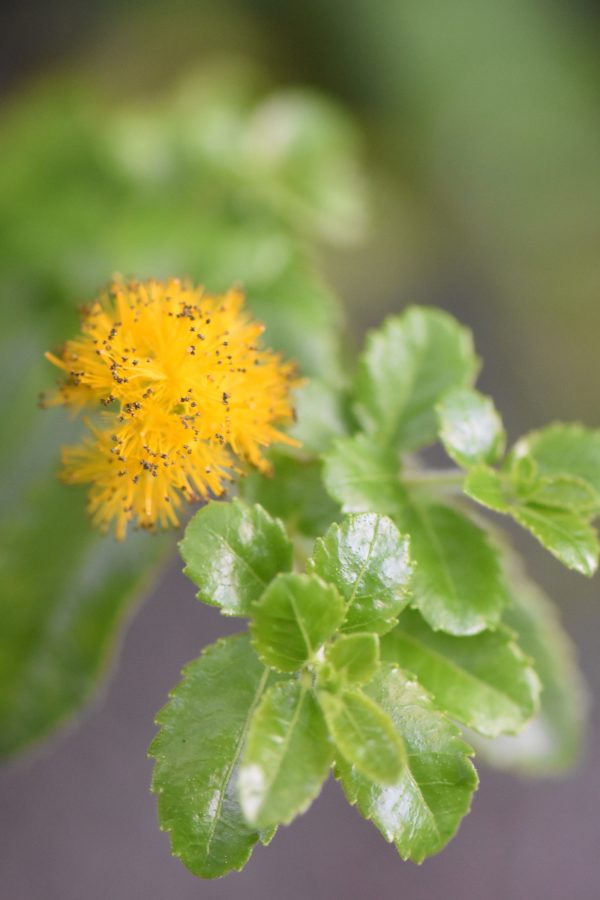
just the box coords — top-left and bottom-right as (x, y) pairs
(319, 688), (406, 784)
(180, 500), (293, 615)
(397, 500), (508, 635)
(149, 635), (273, 879)
(382, 610), (540, 736)
(326, 633), (380, 685)
(308, 513), (412, 634)
(251, 574), (345, 672)
(336, 666), (478, 863)
(465, 467), (599, 576)
(513, 424), (600, 502)
(436, 387), (505, 467)
(238, 679), (332, 829)
(353, 307), (479, 451)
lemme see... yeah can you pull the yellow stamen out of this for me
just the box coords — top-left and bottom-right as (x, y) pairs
(45, 277), (299, 537)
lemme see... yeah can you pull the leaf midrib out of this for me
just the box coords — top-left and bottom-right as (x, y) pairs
(204, 667), (270, 857)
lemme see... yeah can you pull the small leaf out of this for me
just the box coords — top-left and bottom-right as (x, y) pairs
(464, 464), (510, 512)
(149, 635), (274, 879)
(323, 434), (406, 516)
(382, 609), (540, 737)
(308, 513), (413, 634)
(251, 573), (345, 672)
(397, 499), (508, 635)
(466, 466), (600, 575)
(326, 633), (380, 685)
(513, 424), (600, 502)
(180, 499), (292, 615)
(336, 666), (478, 863)
(527, 474), (599, 513)
(353, 307), (479, 451)
(436, 387), (505, 467)
(476, 550), (587, 774)
(238, 679), (332, 829)
(241, 453), (340, 538)
(512, 506), (598, 576)
(319, 688), (406, 784)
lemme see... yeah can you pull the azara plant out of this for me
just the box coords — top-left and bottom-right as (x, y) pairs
(43, 281), (595, 877)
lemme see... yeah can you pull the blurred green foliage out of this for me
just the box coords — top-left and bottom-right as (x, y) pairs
(0, 64), (367, 756)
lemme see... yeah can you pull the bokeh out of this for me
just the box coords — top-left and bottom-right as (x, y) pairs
(2, 2), (600, 898)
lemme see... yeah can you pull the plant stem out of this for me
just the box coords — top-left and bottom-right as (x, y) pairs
(402, 468), (465, 490)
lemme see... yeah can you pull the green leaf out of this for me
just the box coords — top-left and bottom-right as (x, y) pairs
(0, 474), (170, 758)
(397, 499), (508, 635)
(436, 387), (505, 468)
(324, 439), (506, 635)
(180, 499), (293, 616)
(251, 573), (345, 672)
(288, 379), (352, 455)
(319, 687), (406, 784)
(149, 635), (275, 879)
(527, 475), (599, 513)
(336, 666), (478, 863)
(323, 434), (406, 516)
(326, 633), (380, 685)
(238, 679), (332, 829)
(513, 424), (600, 502)
(512, 506), (598, 576)
(353, 307), (479, 451)
(464, 464), (510, 512)
(477, 552), (587, 774)
(382, 609), (540, 737)
(308, 513), (413, 634)
(241, 454), (340, 538)
(465, 466), (600, 576)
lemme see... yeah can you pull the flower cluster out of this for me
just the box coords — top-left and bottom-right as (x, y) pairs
(44, 278), (298, 538)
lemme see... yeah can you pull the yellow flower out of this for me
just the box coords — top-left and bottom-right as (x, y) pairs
(44, 277), (299, 538)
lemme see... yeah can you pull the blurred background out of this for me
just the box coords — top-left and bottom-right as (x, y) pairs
(1, 1), (600, 898)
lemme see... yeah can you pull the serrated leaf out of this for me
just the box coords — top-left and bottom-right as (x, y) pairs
(353, 307), (479, 451)
(464, 464), (511, 512)
(238, 679), (332, 829)
(326, 633), (380, 685)
(336, 666), (478, 863)
(527, 475), (599, 513)
(251, 573), (345, 672)
(180, 499), (292, 615)
(513, 424), (600, 502)
(397, 499), (508, 635)
(324, 440), (506, 635)
(149, 635), (274, 879)
(382, 609), (540, 737)
(323, 434), (406, 516)
(512, 506), (598, 576)
(241, 453), (340, 538)
(308, 513), (413, 634)
(465, 466), (600, 575)
(436, 387), (505, 468)
(319, 688), (406, 784)
(476, 552), (587, 775)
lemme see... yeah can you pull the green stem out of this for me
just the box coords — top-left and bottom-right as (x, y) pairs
(402, 467), (465, 491)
